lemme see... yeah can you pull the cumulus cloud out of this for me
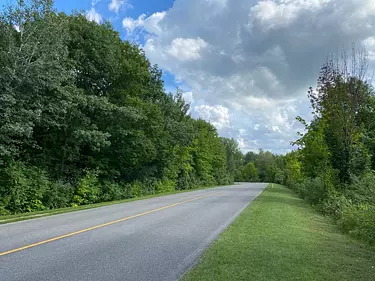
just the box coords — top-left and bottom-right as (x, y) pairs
(192, 105), (231, 130)
(123, 0), (375, 153)
(123, 12), (166, 35)
(167, 38), (208, 61)
(182, 91), (194, 104)
(86, 7), (102, 23)
(109, 0), (123, 13)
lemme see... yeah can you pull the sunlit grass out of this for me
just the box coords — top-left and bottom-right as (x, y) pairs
(183, 184), (375, 281)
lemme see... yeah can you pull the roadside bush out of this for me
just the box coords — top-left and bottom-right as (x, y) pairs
(176, 172), (199, 190)
(346, 172), (375, 205)
(319, 192), (351, 220)
(73, 170), (101, 205)
(155, 178), (176, 194)
(123, 181), (142, 198)
(0, 161), (49, 213)
(141, 178), (158, 195)
(338, 203), (375, 245)
(274, 169), (285, 184)
(0, 205), (10, 216)
(43, 181), (75, 209)
(100, 181), (124, 202)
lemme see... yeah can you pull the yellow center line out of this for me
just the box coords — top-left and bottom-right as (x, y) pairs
(0, 191), (223, 257)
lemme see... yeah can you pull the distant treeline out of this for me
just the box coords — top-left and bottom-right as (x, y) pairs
(0, 0), (243, 215)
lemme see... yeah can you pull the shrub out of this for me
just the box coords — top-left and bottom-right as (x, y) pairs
(155, 178), (176, 194)
(0, 205), (10, 216)
(176, 172), (199, 190)
(43, 181), (75, 209)
(73, 170), (101, 205)
(141, 178), (157, 195)
(338, 203), (375, 245)
(346, 172), (375, 205)
(0, 161), (50, 213)
(100, 181), (124, 202)
(123, 181), (142, 198)
(319, 192), (351, 219)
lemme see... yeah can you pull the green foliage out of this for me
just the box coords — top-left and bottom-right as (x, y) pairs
(73, 170), (101, 205)
(338, 203), (375, 245)
(283, 153), (304, 188)
(242, 162), (259, 182)
(0, 161), (49, 213)
(100, 181), (128, 202)
(43, 181), (75, 209)
(0, 0), (239, 215)
(288, 49), (375, 244)
(155, 178), (176, 194)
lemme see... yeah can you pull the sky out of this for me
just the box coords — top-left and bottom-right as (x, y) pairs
(3, 0), (375, 154)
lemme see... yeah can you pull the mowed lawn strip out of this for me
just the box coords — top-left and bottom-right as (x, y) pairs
(182, 184), (375, 281)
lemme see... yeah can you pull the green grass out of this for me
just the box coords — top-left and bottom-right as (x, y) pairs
(182, 184), (375, 281)
(0, 184), (228, 224)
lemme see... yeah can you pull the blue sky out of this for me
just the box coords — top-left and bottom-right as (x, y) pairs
(2, 0), (375, 153)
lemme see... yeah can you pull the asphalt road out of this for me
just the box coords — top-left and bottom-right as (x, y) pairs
(0, 182), (266, 281)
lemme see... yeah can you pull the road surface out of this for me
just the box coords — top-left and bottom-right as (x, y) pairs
(0, 182), (266, 281)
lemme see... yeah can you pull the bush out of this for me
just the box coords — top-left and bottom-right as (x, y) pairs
(73, 170), (101, 205)
(43, 181), (75, 209)
(338, 203), (375, 245)
(0, 205), (10, 216)
(141, 178), (157, 195)
(155, 178), (176, 194)
(100, 181), (124, 202)
(319, 192), (351, 219)
(123, 181), (142, 198)
(305, 177), (328, 205)
(346, 172), (375, 205)
(274, 169), (285, 184)
(0, 161), (50, 213)
(176, 172), (199, 190)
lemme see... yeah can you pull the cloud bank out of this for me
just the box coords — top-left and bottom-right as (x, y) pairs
(123, 0), (375, 153)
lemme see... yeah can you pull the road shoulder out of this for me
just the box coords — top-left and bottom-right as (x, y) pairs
(182, 184), (375, 281)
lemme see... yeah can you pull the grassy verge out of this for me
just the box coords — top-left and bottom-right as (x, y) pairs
(0, 184), (228, 224)
(182, 184), (375, 281)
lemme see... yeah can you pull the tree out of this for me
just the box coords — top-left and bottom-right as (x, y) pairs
(242, 162), (259, 182)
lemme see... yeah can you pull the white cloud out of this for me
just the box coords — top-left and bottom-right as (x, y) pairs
(126, 0), (375, 153)
(86, 7), (102, 23)
(122, 15), (144, 33)
(182, 91), (194, 104)
(123, 12), (166, 35)
(143, 12), (167, 35)
(167, 38), (208, 61)
(109, 0), (123, 13)
(250, 0), (329, 30)
(193, 105), (231, 130)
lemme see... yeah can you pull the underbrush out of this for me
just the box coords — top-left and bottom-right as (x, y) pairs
(290, 172), (375, 245)
(0, 160), (233, 216)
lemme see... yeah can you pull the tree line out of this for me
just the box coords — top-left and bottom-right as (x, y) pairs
(235, 48), (375, 245)
(0, 0), (243, 215)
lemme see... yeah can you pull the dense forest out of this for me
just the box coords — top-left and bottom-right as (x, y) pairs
(0, 0), (243, 215)
(1, 0), (373, 245)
